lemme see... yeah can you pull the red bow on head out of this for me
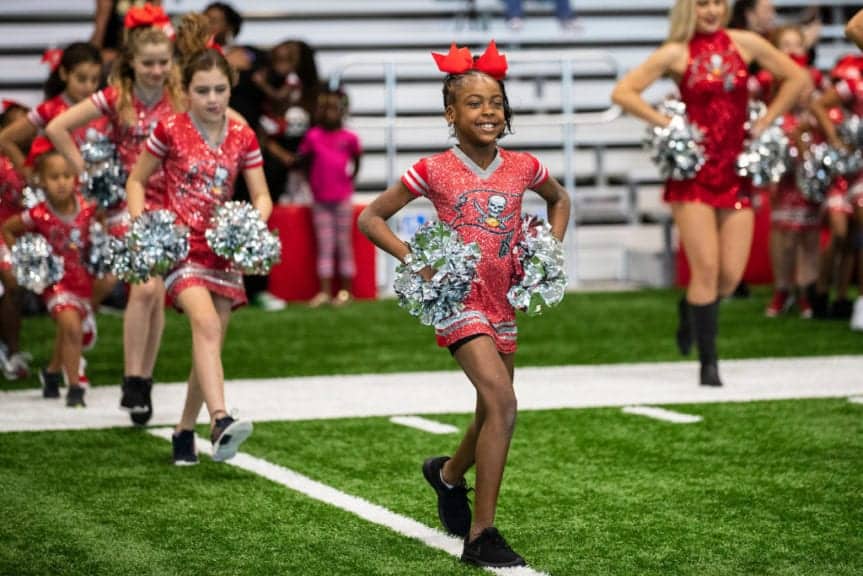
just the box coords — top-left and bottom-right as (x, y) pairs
(206, 36), (224, 56)
(1, 99), (23, 114)
(124, 4), (176, 39)
(25, 136), (55, 167)
(432, 40), (508, 80)
(41, 48), (64, 72)
(831, 54), (863, 83)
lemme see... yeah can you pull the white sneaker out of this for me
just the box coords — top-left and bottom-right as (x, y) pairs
(2, 351), (30, 380)
(255, 291), (286, 311)
(850, 297), (863, 332)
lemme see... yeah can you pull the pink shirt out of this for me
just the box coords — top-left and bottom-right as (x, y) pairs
(298, 126), (361, 203)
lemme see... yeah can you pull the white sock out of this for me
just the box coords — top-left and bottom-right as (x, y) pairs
(439, 468), (456, 490)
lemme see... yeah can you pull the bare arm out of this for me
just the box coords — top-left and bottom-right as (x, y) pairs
(809, 88), (845, 149)
(730, 30), (812, 136)
(45, 98), (105, 174)
(242, 166), (273, 222)
(126, 150), (161, 219)
(357, 181), (416, 263)
(611, 42), (687, 127)
(0, 116), (38, 177)
(89, 0), (114, 48)
(1, 214), (26, 247)
(532, 176), (571, 241)
(847, 8), (863, 51)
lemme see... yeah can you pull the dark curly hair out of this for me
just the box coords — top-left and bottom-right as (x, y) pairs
(442, 70), (513, 139)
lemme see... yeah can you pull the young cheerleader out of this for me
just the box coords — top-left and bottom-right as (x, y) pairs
(611, 0), (808, 385)
(756, 26), (825, 318)
(0, 101), (33, 380)
(358, 42), (570, 568)
(126, 13), (271, 464)
(2, 147), (96, 407)
(299, 84), (362, 307)
(46, 5), (183, 424)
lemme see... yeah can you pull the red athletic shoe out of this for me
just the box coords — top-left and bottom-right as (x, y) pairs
(765, 291), (791, 317)
(82, 309), (97, 351)
(798, 297), (813, 319)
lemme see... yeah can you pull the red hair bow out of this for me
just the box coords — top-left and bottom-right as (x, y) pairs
(432, 40), (508, 80)
(1, 99), (23, 113)
(206, 36), (225, 56)
(41, 48), (64, 72)
(124, 4), (175, 39)
(25, 136), (55, 167)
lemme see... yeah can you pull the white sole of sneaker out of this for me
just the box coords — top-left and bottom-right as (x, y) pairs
(211, 420), (253, 462)
(173, 459), (199, 467)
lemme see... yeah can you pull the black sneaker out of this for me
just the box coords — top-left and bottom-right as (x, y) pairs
(700, 363), (723, 387)
(172, 430), (198, 466)
(120, 376), (141, 410)
(39, 369), (62, 398)
(422, 456), (472, 537)
(461, 527), (526, 568)
(66, 386), (86, 408)
(210, 415), (253, 462)
(130, 378), (153, 426)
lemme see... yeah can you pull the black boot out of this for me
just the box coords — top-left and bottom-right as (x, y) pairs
(808, 285), (829, 319)
(675, 297), (693, 356)
(692, 300), (722, 387)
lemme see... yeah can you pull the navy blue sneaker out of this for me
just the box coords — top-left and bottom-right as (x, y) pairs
(39, 369), (62, 399)
(65, 385), (86, 408)
(210, 415), (253, 462)
(172, 430), (198, 466)
(422, 456), (472, 537)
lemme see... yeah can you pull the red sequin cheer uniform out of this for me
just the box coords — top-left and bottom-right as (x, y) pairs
(402, 146), (549, 354)
(91, 86), (173, 233)
(833, 60), (863, 211)
(145, 112), (263, 309)
(28, 94), (110, 151)
(0, 156), (26, 271)
(665, 30), (751, 209)
(21, 196), (95, 317)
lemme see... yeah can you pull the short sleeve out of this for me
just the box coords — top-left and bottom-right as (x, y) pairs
(240, 128), (263, 169)
(297, 128), (316, 157)
(349, 131), (362, 157)
(401, 158), (430, 197)
(145, 120), (171, 159)
(90, 87), (117, 116)
(527, 154), (549, 189)
(26, 101), (51, 129)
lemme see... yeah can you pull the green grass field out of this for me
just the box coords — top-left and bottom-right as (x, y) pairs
(1, 288), (861, 575)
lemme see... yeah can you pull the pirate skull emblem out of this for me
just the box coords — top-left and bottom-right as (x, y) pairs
(474, 194), (510, 228)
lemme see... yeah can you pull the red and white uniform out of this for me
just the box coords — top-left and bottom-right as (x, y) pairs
(402, 146), (549, 354)
(27, 94), (110, 151)
(832, 60), (863, 211)
(665, 30), (751, 209)
(0, 156), (26, 271)
(20, 196), (95, 318)
(91, 86), (174, 232)
(145, 112), (263, 309)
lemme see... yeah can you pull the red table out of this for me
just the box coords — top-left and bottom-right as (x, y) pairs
(266, 204), (376, 301)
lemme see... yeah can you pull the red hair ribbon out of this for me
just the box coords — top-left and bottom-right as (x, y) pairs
(41, 48), (64, 72)
(25, 136), (54, 167)
(432, 40), (508, 80)
(124, 4), (176, 39)
(1, 99), (24, 113)
(206, 36), (225, 56)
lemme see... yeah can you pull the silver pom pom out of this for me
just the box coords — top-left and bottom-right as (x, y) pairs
(838, 114), (863, 149)
(796, 143), (839, 204)
(85, 221), (118, 278)
(80, 133), (126, 209)
(393, 221), (481, 327)
(116, 210), (189, 283)
(736, 100), (789, 187)
(507, 216), (567, 316)
(643, 99), (706, 181)
(11, 233), (64, 294)
(205, 201), (282, 274)
(21, 185), (45, 210)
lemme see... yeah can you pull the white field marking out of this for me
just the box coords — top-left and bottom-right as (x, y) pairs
(621, 405), (703, 423)
(389, 415), (459, 434)
(849, 396), (863, 405)
(147, 428), (547, 576)
(2, 355), (863, 433)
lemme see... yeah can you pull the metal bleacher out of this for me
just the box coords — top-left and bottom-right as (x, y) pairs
(1, 0), (859, 287)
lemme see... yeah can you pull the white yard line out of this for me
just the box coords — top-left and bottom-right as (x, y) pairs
(1, 355), (862, 433)
(389, 415), (460, 434)
(849, 396), (863, 405)
(621, 405), (702, 423)
(147, 427), (547, 576)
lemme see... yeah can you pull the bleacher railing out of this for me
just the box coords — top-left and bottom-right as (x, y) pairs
(329, 51), (622, 291)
